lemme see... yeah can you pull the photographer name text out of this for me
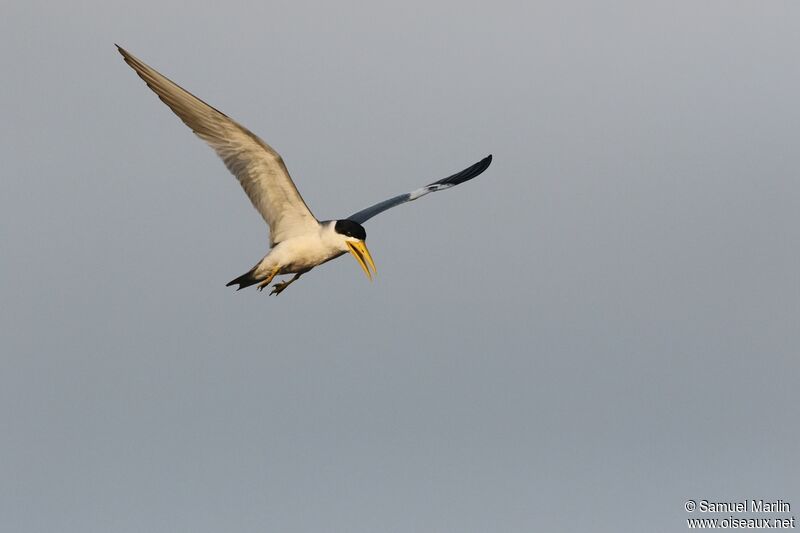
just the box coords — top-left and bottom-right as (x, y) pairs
(693, 500), (791, 513)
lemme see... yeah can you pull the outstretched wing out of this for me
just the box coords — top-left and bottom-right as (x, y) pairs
(347, 155), (492, 224)
(117, 46), (319, 246)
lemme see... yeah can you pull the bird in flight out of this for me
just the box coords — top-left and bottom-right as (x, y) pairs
(117, 46), (492, 295)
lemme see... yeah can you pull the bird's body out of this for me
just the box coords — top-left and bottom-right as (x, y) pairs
(247, 222), (346, 282)
(225, 222), (347, 293)
(117, 46), (492, 295)
(265, 222), (348, 274)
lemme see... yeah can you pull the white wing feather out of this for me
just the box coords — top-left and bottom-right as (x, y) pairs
(118, 46), (319, 245)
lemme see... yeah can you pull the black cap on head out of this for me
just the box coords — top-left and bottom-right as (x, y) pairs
(334, 219), (367, 240)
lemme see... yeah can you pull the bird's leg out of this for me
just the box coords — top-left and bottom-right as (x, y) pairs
(270, 272), (304, 296)
(256, 267), (280, 291)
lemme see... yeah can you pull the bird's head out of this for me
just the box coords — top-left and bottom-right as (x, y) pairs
(334, 219), (377, 280)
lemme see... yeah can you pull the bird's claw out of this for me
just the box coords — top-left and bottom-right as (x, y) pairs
(270, 281), (288, 296)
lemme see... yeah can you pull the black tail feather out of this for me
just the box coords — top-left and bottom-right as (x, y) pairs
(226, 266), (261, 291)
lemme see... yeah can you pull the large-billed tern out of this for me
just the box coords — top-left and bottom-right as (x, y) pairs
(117, 46), (492, 295)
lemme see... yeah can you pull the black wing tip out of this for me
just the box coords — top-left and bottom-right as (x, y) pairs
(431, 154), (493, 187)
(477, 154), (492, 173)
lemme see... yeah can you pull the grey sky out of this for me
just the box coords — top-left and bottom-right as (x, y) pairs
(1, 1), (798, 532)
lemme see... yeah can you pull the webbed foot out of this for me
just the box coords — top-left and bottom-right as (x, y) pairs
(268, 272), (304, 296)
(256, 268), (280, 291)
(270, 280), (291, 296)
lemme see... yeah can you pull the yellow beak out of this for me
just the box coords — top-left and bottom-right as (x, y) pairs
(346, 240), (377, 280)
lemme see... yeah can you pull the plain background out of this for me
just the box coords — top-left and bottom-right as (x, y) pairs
(1, 1), (798, 531)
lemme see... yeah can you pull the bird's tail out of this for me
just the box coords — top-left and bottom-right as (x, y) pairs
(226, 265), (261, 291)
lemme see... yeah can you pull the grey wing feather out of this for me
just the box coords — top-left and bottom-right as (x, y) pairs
(348, 155), (492, 224)
(117, 46), (319, 246)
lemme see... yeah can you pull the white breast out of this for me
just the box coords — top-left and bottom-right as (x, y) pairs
(268, 223), (346, 273)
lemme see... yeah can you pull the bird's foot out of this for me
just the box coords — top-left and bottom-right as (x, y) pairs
(256, 270), (279, 291)
(269, 280), (291, 296)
